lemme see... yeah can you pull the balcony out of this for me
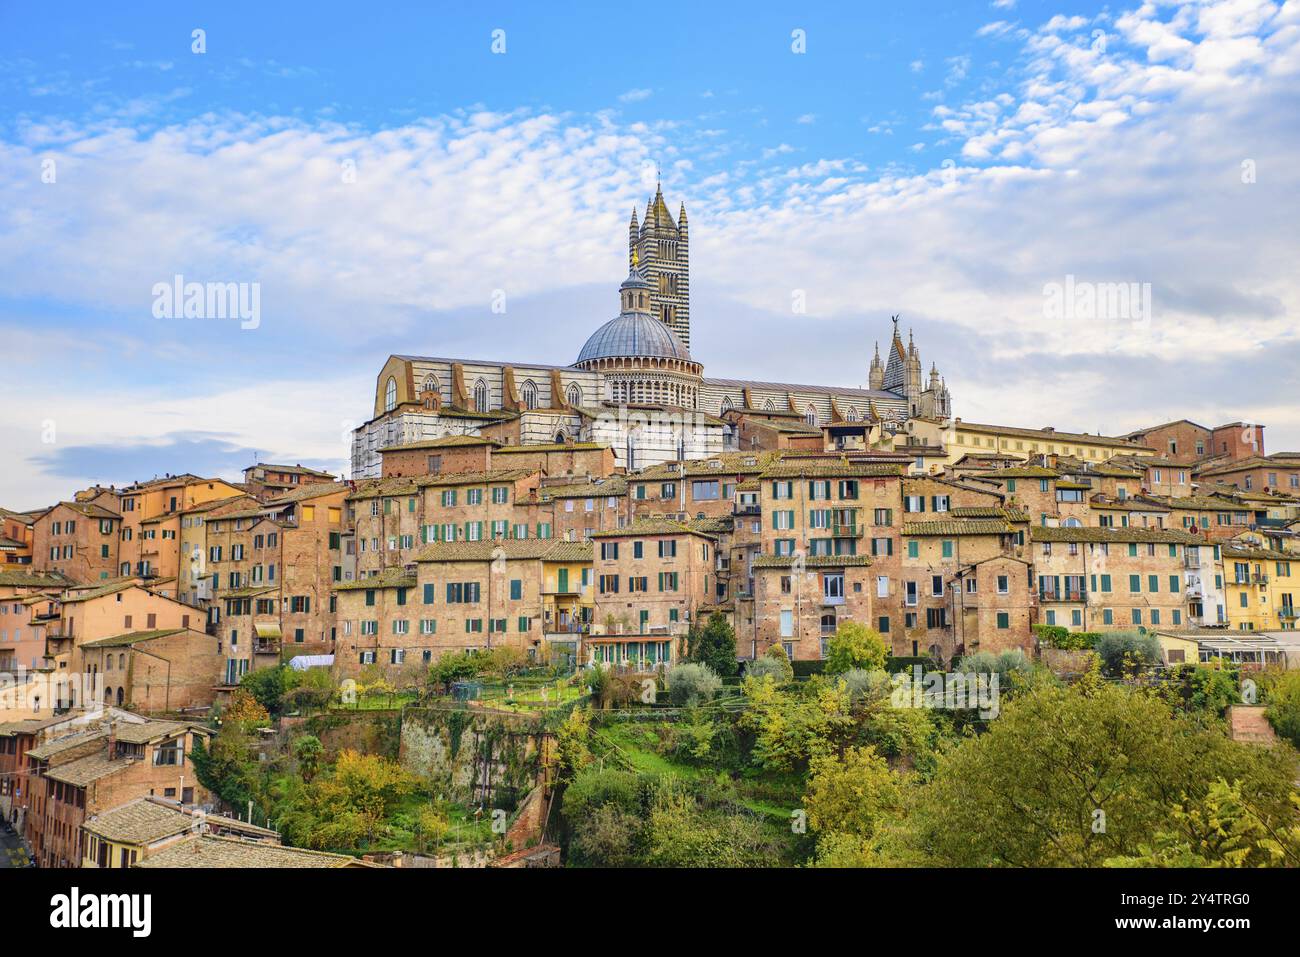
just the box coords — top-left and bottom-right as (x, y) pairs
(541, 584), (581, 596)
(253, 639), (281, 655)
(1253, 573), (1270, 585)
(544, 620), (591, 635)
(831, 524), (863, 539)
(736, 504), (761, 517)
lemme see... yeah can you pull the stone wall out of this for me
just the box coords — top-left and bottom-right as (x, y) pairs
(399, 706), (547, 808)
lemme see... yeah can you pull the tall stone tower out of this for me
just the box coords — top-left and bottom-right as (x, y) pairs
(630, 183), (691, 349)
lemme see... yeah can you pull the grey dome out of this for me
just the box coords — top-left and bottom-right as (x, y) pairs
(576, 314), (692, 364)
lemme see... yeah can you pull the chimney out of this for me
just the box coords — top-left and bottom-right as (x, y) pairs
(107, 720), (118, 760)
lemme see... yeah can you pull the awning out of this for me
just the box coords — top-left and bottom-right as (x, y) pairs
(254, 622), (282, 639)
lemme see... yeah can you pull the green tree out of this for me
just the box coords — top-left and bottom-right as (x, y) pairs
(825, 621), (888, 674)
(552, 706), (593, 781)
(429, 650), (481, 692)
(294, 734), (324, 782)
(1262, 669), (1300, 749)
(239, 665), (291, 716)
(911, 680), (1298, 867)
(687, 612), (738, 678)
(1106, 781), (1300, 868)
(1094, 630), (1161, 677)
(191, 723), (264, 814)
(739, 676), (852, 772)
(666, 662), (721, 707)
(804, 745), (900, 842)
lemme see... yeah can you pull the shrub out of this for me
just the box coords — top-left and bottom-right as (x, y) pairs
(1094, 631), (1161, 677)
(1261, 669), (1300, 749)
(1033, 623), (1100, 650)
(884, 656), (938, 674)
(825, 622), (888, 674)
(746, 657), (790, 683)
(956, 649), (1032, 688)
(840, 668), (891, 704)
(763, 642), (796, 679)
(665, 663), (721, 707)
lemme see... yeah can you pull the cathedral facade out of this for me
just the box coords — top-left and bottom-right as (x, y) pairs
(351, 186), (953, 477)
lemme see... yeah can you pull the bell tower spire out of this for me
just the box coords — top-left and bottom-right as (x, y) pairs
(630, 180), (690, 349)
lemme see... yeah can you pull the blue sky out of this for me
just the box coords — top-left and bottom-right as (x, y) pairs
(1, 0), (1298, 508)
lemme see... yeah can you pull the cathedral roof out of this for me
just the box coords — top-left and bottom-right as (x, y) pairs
(577, 313), (692, 363)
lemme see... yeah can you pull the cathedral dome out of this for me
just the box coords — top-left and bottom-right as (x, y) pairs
(576, 313), (692, 364)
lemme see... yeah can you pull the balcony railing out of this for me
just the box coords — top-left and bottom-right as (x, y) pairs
(253, 640), (281, 655)
(831, 524), (863, 538)
(544, 621), (591, 635)
(1253, 573), (1270, 585)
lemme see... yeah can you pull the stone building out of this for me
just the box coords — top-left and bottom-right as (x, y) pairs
(24, 717), (213, 869)
(1031, 526), (1201, 632)
(31, 502), (122, 584)
(587, 519), (718, 666)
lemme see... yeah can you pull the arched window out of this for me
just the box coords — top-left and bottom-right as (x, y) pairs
(384, 377), (397, 413)
(805, 405), (818, 426)
(566, 383), (583, 407)
(846, 407), (859, 422)
(106, 655), (113, 672)
(763, 398), (775, 411)
(116, 687), (125, 707)
(422, 374), (439, 396)
(521, 379), (538, 410)
(104, 686), (112, 703)
(720, 395), (734, 414)
(821, 613), (837, 635)
(555, 430), (567, 443)
(119, 653), (126, 670)
(473, 379), (489, 413)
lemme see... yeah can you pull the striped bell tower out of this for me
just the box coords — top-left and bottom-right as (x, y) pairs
(630, 182), (691, 349)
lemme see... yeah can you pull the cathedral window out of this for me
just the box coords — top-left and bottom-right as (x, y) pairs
(805, 405), (817, 427)
(384, 377), (397, 412)
(473, 379), (489, 413)
(566, 383), (583, 407)
(521, 380), (538, 410)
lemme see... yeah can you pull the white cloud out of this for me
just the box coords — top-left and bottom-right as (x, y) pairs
(619, 87), (653, 102)
(2, 0), (1299, 504)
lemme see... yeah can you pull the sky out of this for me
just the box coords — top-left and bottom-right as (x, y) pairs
(1, 0), (1298, 509)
